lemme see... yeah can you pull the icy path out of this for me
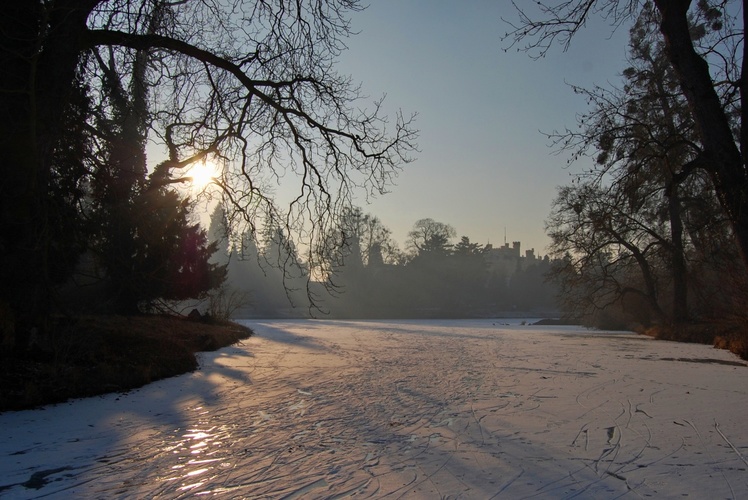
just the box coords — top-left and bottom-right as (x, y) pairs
(1, 320), (748, 499)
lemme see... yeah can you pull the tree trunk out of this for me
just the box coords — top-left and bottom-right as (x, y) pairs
(655, 0), (748, 267)
(0, 2), (47, 345)
(0, 1), (96, 343)
(613, 228), (667, 323)
(666, 181), (689, 322)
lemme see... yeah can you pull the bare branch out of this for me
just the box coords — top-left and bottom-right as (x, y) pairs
(502, 0), (639, 57)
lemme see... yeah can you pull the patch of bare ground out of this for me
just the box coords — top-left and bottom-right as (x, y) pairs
(643, 322), (748, 361)
(0, 315), (252, 412)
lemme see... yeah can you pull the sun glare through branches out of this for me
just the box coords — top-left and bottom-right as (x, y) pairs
(187, 159), (220, 191)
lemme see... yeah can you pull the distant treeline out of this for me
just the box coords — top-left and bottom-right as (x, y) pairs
(321, 235), (556, 319)
(207, 207), (558, 318)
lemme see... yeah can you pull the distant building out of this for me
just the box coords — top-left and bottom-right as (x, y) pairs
(484, 240), (541, 278)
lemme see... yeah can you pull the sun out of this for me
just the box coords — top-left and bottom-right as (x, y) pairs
(188, 160), (219, 190)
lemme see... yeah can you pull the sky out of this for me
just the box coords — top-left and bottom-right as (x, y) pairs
(332, 1), (633, 255)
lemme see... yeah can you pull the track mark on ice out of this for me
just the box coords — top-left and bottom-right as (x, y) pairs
(279, 478), (328, 499)
(714, 420), (748, 469)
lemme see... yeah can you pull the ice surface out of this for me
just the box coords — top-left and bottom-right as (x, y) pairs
(1, 319), (747, 498)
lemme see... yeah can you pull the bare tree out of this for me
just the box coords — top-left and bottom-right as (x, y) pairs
(505, 0), (748, 269)
(0, 1), (417, 334)
(332, 207), (399, 265)
(315, 206), (400, 308)
(547, 182), (669, 324)
(546, 5), (725, 322)
(406, 218), (456, 255)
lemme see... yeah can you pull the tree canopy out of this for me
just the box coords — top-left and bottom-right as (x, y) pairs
(0, 1), (417, 340)
(506, 1), (748, 270)
(532, 1), (745, 326)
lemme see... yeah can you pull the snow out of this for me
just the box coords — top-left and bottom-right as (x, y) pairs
(1, 319), (747, 498)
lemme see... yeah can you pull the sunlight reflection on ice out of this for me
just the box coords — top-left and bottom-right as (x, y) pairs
(189, 458), (221, 465)
(179, 481), (204, 491)
(157, 415), (234, 493)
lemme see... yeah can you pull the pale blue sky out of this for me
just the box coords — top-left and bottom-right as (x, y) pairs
(336, 1), (632, 255)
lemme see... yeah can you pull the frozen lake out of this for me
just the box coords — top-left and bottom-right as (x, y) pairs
(1, 319), (747, 498)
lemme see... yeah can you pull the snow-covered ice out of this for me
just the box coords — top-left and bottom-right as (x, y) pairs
(1, 319), (747, 498)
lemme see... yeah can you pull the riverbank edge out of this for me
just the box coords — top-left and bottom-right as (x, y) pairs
(0, 315), (252, 412)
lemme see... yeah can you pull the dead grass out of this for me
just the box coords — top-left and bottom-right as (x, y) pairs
(643, 322), (748, 361)
(0, 315), (252, 412)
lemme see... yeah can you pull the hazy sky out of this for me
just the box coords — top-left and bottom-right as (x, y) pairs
(335, 1), (633, 255)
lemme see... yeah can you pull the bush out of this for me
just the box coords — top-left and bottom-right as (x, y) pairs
(644, 322), (748, 361)
(206, 286), (252, 320)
